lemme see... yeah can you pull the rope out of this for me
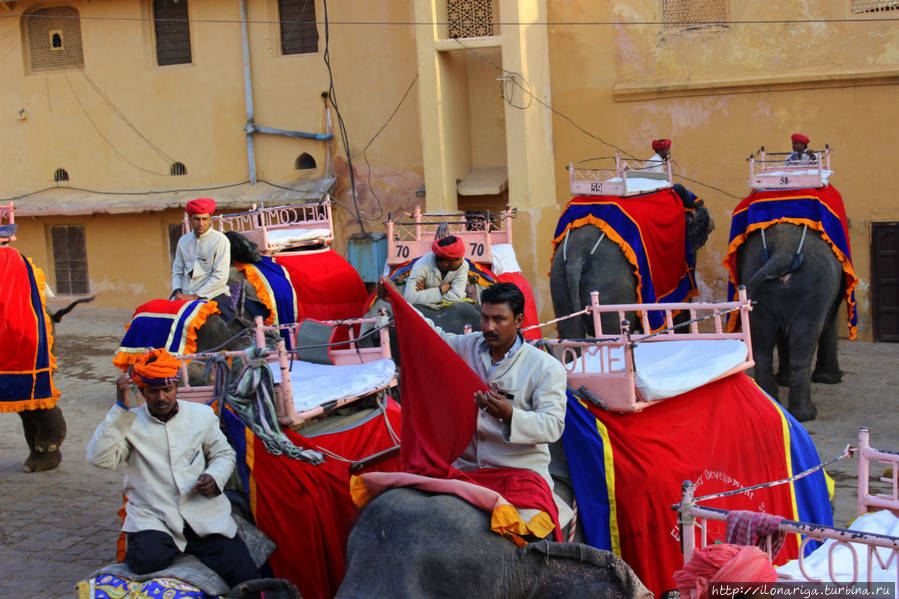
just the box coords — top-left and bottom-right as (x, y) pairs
(521, 307), (590, 332)
(207, 349), (325, 464)
(566, 497), (579, 543)
(688, 445), (853, 505)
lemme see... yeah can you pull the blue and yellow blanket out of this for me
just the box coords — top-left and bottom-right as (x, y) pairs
(552, 190), (697, 332)
(0, 246), (59, 412)
(113, 299), (220, 370)
(723, 185), (857, 339)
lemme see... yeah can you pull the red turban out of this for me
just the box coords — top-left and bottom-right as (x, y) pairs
(432, 236), (465, 260)
(791, 133), (809, 144)
(131, 348), (182, 388)
(652, 139), (672, 151)
(186, 198), (216, 216)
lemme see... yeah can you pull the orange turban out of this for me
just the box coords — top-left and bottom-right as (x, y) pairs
(432, 236), (465, 260)
(652, 139), (672, 151)
(791, 133), (809, 144)
(131, 348), (182, 388)
(186, 198), (216, 216)
(673, 544), (777, 599)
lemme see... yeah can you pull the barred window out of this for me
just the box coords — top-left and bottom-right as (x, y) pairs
(851, 0), (899, 12)
(51, 226), (90, 296)
(170, 162), (187, 176)
(54, 168), (69, 182)
(278, 0), (319, 55)
(662, 0), (727, 29)
(154, 0), (192, 66)
(447, 0), (496, 39)
(27, 7), (84, 72)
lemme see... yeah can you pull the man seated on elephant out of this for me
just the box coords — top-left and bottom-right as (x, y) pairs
(86, 348), (260, 588)
(171, 197), (234, 321)
(645, 138), (672, 173)
(402, 235), (471, 310)
(785, 132), (815, 165)
(383, 279), (572, 529)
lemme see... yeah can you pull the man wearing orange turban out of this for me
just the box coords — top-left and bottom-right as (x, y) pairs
(646, 139), (673, 173)
(403, 235), (471, 310)
(785, 133), (814, 165)
(87, 348), (260, 587)
(171, 198), (234, 321)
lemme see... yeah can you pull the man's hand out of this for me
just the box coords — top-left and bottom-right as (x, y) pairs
(116, 374), (133, 408)
(416, 279), (427, 291)
(475, 389), (513, 424)
(194, 473), (219, 497)
(173, 291), (200, 301)
(376, 276), (401, 302)
(439, 282), (451, 295)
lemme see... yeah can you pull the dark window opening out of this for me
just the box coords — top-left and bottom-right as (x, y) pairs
(154, 0), (192, 66)
(171, 162), (187, 176)
(295, 153), (316, 170)
(54, 168), (69, 182)
(278, 0), (319, 55)
(51, 225), (89, 295)
(51, 32), (63, 49)
(168, 223), (183, 263)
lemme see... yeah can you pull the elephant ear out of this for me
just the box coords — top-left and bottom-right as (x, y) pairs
(686, 207), (714, 253)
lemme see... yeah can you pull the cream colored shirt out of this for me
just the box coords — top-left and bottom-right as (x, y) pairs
(171, 228), (231, 300)
(403, 252), (470, 309)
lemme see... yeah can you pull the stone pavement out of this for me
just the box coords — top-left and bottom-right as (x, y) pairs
(0, 306), (897, 597)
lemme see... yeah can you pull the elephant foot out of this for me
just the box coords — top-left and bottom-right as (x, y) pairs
(812, 369), (843, 385)
(32, 406), (67, 453)
(788, 402), (817, 423)
(23, 449), (62, 473)
(775, 371), (791, 387)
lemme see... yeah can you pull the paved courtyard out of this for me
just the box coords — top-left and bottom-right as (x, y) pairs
(0, 305), (897, 597)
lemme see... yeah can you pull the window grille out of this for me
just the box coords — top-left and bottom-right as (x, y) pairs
(170, 162), (187, 176)
(27, 7), (84, 72)
(154, 0), (192, 66)
(851, 0), (899, 12)
(51, 226), (90, 295)
(447, 0), (495, 39)
(295, 153), (316, 170)
(662, 0), (727, 29)
(278, 0), (319, 55)
(54, 168), (69, 182)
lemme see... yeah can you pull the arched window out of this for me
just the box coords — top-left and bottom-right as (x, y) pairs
(54, 168), (69, 183)
(170, 162), (187, 176)
(295, 153), (316, 170)
(26, 7), (84, 72)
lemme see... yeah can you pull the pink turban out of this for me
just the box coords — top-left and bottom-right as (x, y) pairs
(791, 133), (809, 144)
(673, 544), (777, 599)
(432, 236), (465, 260)
(186, 198), (216, 216)
(652, 139), (672, 151)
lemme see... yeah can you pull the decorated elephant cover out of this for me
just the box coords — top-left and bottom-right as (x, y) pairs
(723, 184), (857, 338)
(562, 372), (833, 597)
(551, 190), (698, 332)
(234, 256), (298, 327)
(0, 246), (60, 412)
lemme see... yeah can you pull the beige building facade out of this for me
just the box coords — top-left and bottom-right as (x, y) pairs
(2, 0), (897, 340)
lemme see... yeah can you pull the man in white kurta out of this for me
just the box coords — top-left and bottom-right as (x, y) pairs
(87, 348), (259, 587)
(398, 280), (572, 528)
(171, 197), (233, 321)
(644, 138), (672, 173)
(403, 235), (470, 310)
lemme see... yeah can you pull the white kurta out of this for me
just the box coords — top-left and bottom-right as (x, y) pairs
(425, 316), (572, 526)
(171, 228), (231, 300)
(403, 252), (470, 310)
(644, 152), (667, 173)
(86, 401), (237, 551)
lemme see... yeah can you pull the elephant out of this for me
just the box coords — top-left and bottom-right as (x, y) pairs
(737, 223), (846, 422)
(336, 486), (651, 599)
(549, 205), (714, 338)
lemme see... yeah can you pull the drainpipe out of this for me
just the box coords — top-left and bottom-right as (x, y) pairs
(239, 0), (256, 185)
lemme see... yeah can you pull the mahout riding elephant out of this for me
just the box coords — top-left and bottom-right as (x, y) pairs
(336, 486), (651, 599)
(550, 205), (714, 338)
(737, 223), (845, 422)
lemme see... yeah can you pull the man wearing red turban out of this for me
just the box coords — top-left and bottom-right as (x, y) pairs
(87, 348), (261, 588)
(403, 235), (471, 310)
(786, 133), (814, 165)
(171, 198), (233, 321)
(646, 139), (672, 173)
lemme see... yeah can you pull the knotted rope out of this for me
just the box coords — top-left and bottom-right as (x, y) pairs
(206, 348), (325, 465)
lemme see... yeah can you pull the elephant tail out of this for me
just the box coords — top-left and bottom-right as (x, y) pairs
(745, 247), (794, 297)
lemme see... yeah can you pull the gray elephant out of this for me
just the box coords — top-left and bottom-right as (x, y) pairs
(336, 486), (651, 599)
(736, 223), (846, 422)
(550, 205), (714, 338)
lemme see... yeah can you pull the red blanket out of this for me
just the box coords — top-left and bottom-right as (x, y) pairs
(274, 250), (368, 322)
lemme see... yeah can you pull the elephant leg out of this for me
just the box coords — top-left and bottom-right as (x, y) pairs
(748, 310), (779, 402)
(785, 322), (822, 422)
(20, 410), (63, 473)
(30, 406), (67, 452)
(812, 301), (844, 385)
(775, 332), (791, 387)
